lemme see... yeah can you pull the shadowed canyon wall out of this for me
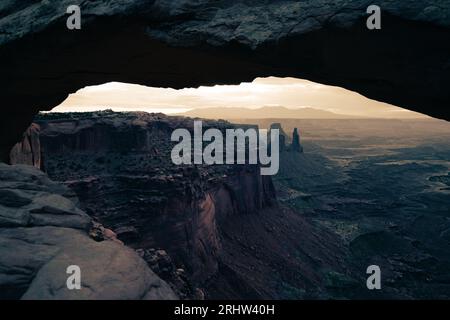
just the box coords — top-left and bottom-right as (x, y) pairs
(1, 0), (450, 162)
(10, 112), (281, 295)
(9, 112), (355, 299)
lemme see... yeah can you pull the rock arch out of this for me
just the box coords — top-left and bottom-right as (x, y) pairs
(1, 1), (449, 161)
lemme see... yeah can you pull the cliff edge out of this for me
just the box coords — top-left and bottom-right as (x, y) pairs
(0, 163), (177, 300)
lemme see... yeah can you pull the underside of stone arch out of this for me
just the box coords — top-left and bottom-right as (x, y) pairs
(1, 0), (449, 162)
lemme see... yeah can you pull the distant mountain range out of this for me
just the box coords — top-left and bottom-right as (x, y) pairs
(177, 106), (359, 119)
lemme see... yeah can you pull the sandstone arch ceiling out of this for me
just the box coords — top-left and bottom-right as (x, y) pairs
(1, 1), (449, 162)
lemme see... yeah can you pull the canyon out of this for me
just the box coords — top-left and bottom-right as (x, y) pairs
(6, 112), (450, 299)
(1, 0), (449, 300)
(170, 120), (279, 175)
(8, 110), (355, 299)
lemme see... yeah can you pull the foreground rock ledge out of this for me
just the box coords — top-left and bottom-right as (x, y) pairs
(0, 163), (177, 300)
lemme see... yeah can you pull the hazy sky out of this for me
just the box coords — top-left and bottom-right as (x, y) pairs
(53, 77), (427, 119)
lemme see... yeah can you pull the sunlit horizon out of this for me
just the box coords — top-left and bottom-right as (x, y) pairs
(52, 77), (429, 119)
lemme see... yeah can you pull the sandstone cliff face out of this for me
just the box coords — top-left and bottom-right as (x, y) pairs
(0, 163), (177, 300)
(9, 123), (41, 169)
(13, 112), (276, 294)
(8, 112), (354, 299)
(269, 123), (303, 153)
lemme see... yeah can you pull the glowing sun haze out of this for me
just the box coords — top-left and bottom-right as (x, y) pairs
(53, 77), (428, 119)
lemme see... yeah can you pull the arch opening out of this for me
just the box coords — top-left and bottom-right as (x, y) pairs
(1, 12), (449, 162)
(9, 77), (450, 300)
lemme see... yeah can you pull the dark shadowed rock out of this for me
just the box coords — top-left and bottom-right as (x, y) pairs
(8, 112), (359, 299)
(269, 123), (287, 152)
(137, 248), (198, 300)
(0, 1), (449, 161)
(0, 189), (32, 207)
(291, 128), (303, 153)
(17, 112), (276, 291)
(9, 123), (41, 169)
(0, 163), (177, 300)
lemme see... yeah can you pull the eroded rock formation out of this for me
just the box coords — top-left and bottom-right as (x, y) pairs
(0, 163), (177, 300)
(269, 123), (303, 153)
(291, 128), (303, 153)
(269, 123), (287, 152)
(1, 0), (449, 161)
(9, 111), (353, 299)
(18, 112), (275, 288)
(9, 124), (41, 169)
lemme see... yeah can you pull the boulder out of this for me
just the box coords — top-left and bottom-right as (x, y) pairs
(0, 163), (177, 300)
